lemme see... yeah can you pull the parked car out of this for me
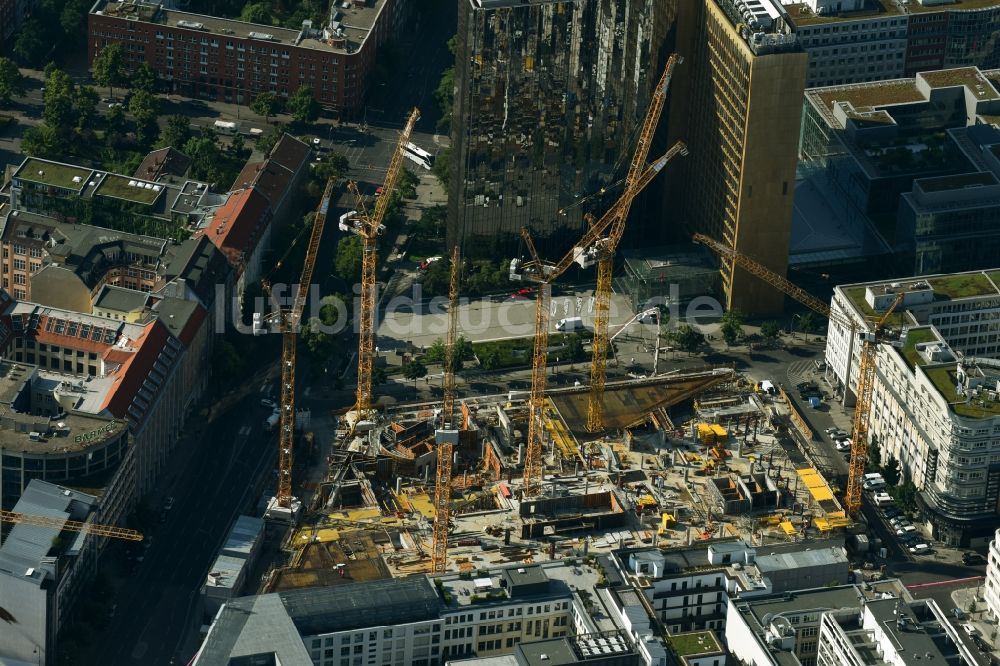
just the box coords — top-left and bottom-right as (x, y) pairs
(891, 518), (911, 529)
(962, 552), (985, 565)
(163, 496), (174, 511)
(260, 398), (276, 409)
(952, 607), (966, 620)
(419, 256), (442, 270)
(836, 439), (852, 452)
(896, 525), (917, 536)
(909, 543), (931, 555)
(962, 624), (978, 637)
(882, 507), (901, 518)
(511, 287), (534, 298)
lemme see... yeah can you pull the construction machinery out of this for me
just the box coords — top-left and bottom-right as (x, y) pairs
(1, 510), (143, 541)
(512, 141), (688, 496)
(262, 176), (338, 511)
(584, 54), (684, 433)
(442, 246), (461, 429)
(693, 233), (904, 515)
(343, 108), (421, 419)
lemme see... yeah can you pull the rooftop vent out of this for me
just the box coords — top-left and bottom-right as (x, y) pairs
(248, 32), (275, 40)
(177, 20), (204, 29)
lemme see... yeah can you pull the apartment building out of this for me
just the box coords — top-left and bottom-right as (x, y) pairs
(0, 481), (112, 665)
(668, 0), (807, 316)
(193, 562), (595, 666)
(448, 0), (679, 257)
(798, 66), (1000, 278)
(726, 580), (976, 666)
(824, 272), (1000, 545)
(87, 0), (395, 114)
(987, 529), (1000, 628)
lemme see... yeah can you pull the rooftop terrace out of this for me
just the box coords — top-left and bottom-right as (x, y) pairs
(924, 365), (1000, 418)
(920, 67), (1000, 99)
(899, 326), (938, 369)
(669, 631), (723, 658)
(783, 0), (901, 26)
(925, 271), (999, 299)
(14, 158), (92, 191)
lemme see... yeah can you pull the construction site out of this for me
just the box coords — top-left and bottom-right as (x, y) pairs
(247, 55), (873, 595)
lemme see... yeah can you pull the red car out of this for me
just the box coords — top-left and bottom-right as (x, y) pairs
(511, 287), (534, 298)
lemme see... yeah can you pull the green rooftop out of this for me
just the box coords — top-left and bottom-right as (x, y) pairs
(16, 158), (92, 191)
(96, 174), (164, 205)
(842, 287), (912, 329)
(669, 631), (722, 658)
(899, 327), (938, 370)
(924, 366), (1000, 419)
(919, 68), (1000, 99)
(987, 270), (1000, 290)
(812, 81), (923, 116)
(925, 272), (998, 300)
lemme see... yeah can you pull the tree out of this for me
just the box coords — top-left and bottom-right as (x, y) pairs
(240, 2), (273, 24)
(798, 312), (818, 336)
(72, 85), (99, 132)
(183, 133), (225, 184)
(287, 85), (320, 123)
(881, 454), (901, 487)
(42, 69), (76, 135)
(160, 114), (192, 150)
(334, 235), (364, 282)
(251, 91), (281, 123)
(59, 0), (92, 45)
(432, 146), (452, 188)
(868, 433), (883, 472)
(21, 125), (59, 158)
(255, 122), (287, 154)
(213, 339), (245, 377)
(720, 309), (744, 347)
(301, 317), (339, 364)
(229, 133), (250, 160)
(414, 205), (446, 239)
(434, 65), (455, 132)
(0, 58), (25, 107)
(128, 89), (160, 124)
(371, 366), (387, 386)
(669, 324), (706, 355)
(398, 167), (419, 199)
(131, 63), (157, 94)
(403, 359), (428, 395)
(479, 348), (502, 370)
(93, 43), (128, 101)
(104, 105), (128, 148)
(13, 19), (47, 66)
(760, 320), (781, 342)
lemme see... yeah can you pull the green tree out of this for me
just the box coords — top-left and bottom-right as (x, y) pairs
(104, 104), (128, 148)
(183, 133), (225, 184)
(42, 69), (76, 135)
(888, 473), (917, 512)
(240, 1), (273, 24)
(414, 205), (446, 239)
(563, 333), (585, 361)
(0, 58), (25, 107)
(868, 434), (883, 472)
(301, 316), (339, 364)
(251, 91), (281, 123)
(308, 152), (349, 196)
(13, 19), (47, 66)
(798, 312), (818, 336)
(213, 339), (245, 377)
(881, 454), (901, 487)
(398, 167), (419, 199)
(669, 324), (705, 355)
(131, 63), (157, 94)
(421, 260), (451, 296)
(160, 114), (192, 150)
(479, 348), (502, 370)
(93, 43), (128, 101)
(431, 146), (452, 188)
(128, 89), (160, 124)
(403, 359), (428, 395)
(72, 85), (99, 135)
(720, 309), (744, 346)
(760, 320), (781, 341)
(434, 65), (455, 132)
(21, 124), (59, 157)
(229, 133), (250, 159)
(59, 0), (92, 45)
(334, 234), (364, 282)
(371, 366), (387, 386)
(287, 85), (320, 123)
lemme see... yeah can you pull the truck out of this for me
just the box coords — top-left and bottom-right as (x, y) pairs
(555, 316), (583, 332)
(264, 413), (279, 432)
(848, 534), (870, 554)
(214, 120), (238, 136)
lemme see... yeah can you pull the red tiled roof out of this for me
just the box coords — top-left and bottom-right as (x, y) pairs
(198, 188), (272, 269)
(103, 348), (133, 365)
(230, 160), (264, 192)
(31, 314), (118, 354)
(176, 303), (207, 346)
(100, 320), (171, 420)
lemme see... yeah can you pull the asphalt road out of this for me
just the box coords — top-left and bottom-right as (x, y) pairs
(85, 388), (278, 666)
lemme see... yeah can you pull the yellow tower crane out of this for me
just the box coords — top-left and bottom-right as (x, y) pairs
(263, 176), (338, 510)
(343, 108), (420, 419)
(514, 143), (688, 496)
(693, 233), (904, 515)
(1, 510), (143, 541)
(442, 246), (461, 429)
(585, 54), (685, 433)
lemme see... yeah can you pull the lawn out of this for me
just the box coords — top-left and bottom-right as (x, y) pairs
(842, 287), (911, 328)
(924, 366), (1000, 418)
(473, 333), (586, 370)
(985, 270), (1000, 289)
(899, 327), (938, 369)
(96, 174), (164, 205)
(926, 272), (998, 300)
(669, 631), (721, 657)
(17, 158), (92, 191)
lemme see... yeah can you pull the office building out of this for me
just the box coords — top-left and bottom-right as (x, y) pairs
(448, 0), (678, 257)
(725, 580), (976, 666)
(202, 515), (266, 615)
(987, 528), (1000, 627)
(797, 66), (1000, 278)
(88, 0), (396, 114)
(193, 562), (599, 666)
(668, 0), (807, 316)
(824, 271), (1000, 545)
(0, 481), (110, 665)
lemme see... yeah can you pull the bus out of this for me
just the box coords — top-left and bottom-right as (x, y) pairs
(405, 142), (434, 164)
(403, 150), (431, 171)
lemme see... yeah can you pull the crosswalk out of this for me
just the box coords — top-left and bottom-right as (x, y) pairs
(785, 360), (817, 388)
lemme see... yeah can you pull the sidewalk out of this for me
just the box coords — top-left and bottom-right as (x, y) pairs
(952, 586), (999, 654)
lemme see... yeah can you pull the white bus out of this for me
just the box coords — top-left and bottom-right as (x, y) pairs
(403, 150), (431, 171)
(405, 142), (434, 164)
(213, 120), (238, 136)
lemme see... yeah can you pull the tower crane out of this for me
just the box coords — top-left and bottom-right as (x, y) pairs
(342, 108), (420, 420)
(693, 233), (904, 515)
(262, 176), (338, 511)
(431, 246), (461, 574)
(513, 142), (688, 496)
(584, 54), (684, 433)
(1, 510), (143, 541)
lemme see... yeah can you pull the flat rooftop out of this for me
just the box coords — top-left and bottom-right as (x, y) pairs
(923, 365), (1000, 418)
(13, 158), (92, 192)
(668, 631), (723, 658)
(783, 0), (902, 26)
(92, 0), (388, 55)
(95, 174), (165, 205)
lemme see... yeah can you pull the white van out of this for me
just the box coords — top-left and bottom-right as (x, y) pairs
(555, 317), (583, 332)
(873, 492), (893, 507)
(214, 120), (238, 136)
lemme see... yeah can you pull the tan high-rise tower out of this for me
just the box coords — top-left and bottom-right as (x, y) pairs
(667, 0), (807, 317)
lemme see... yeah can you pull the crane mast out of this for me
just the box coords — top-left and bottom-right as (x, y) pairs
(1, 510), (143, 541)
(431, 441), (453, 574)
(442, 246), (461, 428)
(692, 233), (903, 516)
(515, 146), (686, 497)
(586, 55), (683, 433)
(345, 108), (420, 417)
(266, 177), (337, 509)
